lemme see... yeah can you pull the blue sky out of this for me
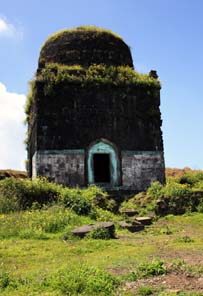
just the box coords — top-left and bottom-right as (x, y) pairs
(0, 0), (203, 170)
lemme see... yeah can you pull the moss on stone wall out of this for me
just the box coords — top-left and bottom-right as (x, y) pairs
(25, 80), (37, 122)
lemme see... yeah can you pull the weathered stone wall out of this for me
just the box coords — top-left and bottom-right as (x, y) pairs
(121, 151), (165, 191)
(32, 149), (165, 191)
(28, 81), (165, 189)
(39, 29), (133, 68)
(32, 150), (85, 187)
(31, 83), (163, 152)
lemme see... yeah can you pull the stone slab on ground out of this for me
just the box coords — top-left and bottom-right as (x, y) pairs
(118, 221), (144, 232)
(72, 222), (115, 238)
(120, 209), (138, 217)
(135, 217), (152, 225)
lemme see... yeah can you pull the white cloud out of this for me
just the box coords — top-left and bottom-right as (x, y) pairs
(0, 17), (23, 39)
(0, 82), (26, 170)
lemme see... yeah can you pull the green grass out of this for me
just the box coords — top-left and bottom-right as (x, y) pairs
(1, 212), (203, 294)
(137, 286), (154, 296)
(2, 174), (203, 294)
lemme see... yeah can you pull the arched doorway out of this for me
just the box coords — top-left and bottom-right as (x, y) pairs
(87, 139), (119, 186)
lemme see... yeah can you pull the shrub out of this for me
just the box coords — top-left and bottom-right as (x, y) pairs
(49, 264), (119, 295)
(147, 181), (163, 199)
(163, 182), (191, 198)
(79, 185), (114, 211)
(138, 286), (154, 296)
(0, 272), (18, 290)
(0, 206), (93, 240)
(120, 199), (138, 211)
(0, 264), (120, 295)
(92, 208), (120, 222)
(179, 172), (203, 186)
(128, 259), (166, 282)
(176, 236), (194, 243)
(86, 227), (114, 240)
(61, 189), (92, 215)
(0, 177), (61, 213)
(137, 259), (167, 278)
(0, 178), (111, 215)
(147, 176), (203, 215)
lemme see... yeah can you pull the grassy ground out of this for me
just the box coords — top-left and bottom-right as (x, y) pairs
(1, 209), (203, 295)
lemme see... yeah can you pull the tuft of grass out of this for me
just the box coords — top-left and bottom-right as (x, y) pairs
(138, 286), (154, 296)
(176, 236), (194, 243)
(129, 259), (167, 280)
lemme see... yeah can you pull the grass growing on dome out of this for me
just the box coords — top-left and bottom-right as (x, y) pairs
(40, 26), (123, 53)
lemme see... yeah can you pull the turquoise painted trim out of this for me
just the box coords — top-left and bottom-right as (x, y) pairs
(88, 141), (118, 186)
(122, 150), (163, 156)
(37, 149), (84, 155)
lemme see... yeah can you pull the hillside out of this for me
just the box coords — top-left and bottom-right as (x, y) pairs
(0, 169), (27, 180)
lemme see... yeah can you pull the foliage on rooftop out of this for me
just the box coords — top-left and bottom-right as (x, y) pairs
(25, 63), (160, 123)
(25, 63), (160, 122)
(40, 63), (160, 87)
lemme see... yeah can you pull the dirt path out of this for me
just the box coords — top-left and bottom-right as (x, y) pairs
(123, 272), (203, 294)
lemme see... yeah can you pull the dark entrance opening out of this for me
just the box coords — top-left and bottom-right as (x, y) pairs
(93, 153), (110, 183)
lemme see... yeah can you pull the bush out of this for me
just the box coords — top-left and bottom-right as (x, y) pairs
(61, 189), (92, 215)
(137, 259), (167, 278)
(0, 178), (111, 216)
(0, 271), (18, 291)
(120, 199), (138, 211)
(0, 177), (60, 213)
(49, 264), (119, 295)
(176, 236), (194, 243)
(0, 206), (93, 239)
(179, 172), (203, 186)
(0, 264), (120, 295)
(138, 286), (154, 296)
(147, 181), (164, 199)
(86, 227), (114, 240)
(147, 174), (203, 216)
(91, 208), (120, 222)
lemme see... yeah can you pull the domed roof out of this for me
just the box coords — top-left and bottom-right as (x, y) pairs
(39, 26), (133, 68)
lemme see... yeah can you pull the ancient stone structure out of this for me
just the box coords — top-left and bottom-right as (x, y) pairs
(27, 26), (165, 191)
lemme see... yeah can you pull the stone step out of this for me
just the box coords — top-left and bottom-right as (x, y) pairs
(120, 209), (138, 217)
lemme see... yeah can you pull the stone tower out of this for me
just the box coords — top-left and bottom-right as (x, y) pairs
(27, 26), (165, 191)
